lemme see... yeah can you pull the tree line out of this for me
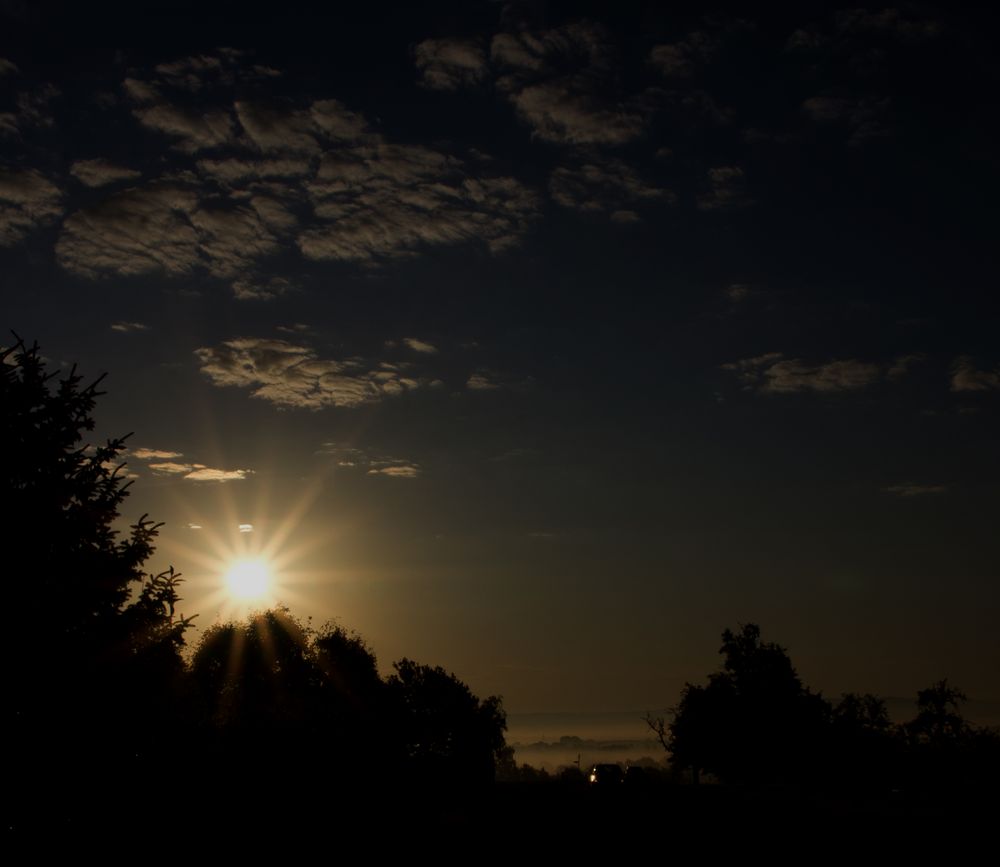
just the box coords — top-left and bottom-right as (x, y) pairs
(647, 623), (1000, 793)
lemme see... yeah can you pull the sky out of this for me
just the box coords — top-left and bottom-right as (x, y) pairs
(2, 1), (998, 722)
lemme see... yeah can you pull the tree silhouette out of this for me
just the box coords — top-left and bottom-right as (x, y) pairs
(2, 338), (193, 830)
(656, 624), (830, 786)
(387, 658), (509, 787)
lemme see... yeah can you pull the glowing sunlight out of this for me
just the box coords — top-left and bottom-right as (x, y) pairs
(224, 558), (271, 601)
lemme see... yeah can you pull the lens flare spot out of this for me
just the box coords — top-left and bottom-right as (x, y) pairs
(224, 558), (270, 600)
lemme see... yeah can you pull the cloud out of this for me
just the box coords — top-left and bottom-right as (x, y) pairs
(231, 275), (294, 301)
(56, 181), (201, 277)
(883, 484), (948, 497)
(723, 353), (881, 393)
(414, 38), (488, 90)
(301, 142), (539, 262)
(834, 8), (940, 43)
(0, 168), (63, 246)
(235, 101), (325, 154)
(506, 81), (643, 146)
(467, 372), (500, 390)
(147, 461), (194, 475)
(70, 159), (142, 188)
(491, 23), (644, 146)
(195, 337), (432, 409)
(549, 158), (672, 216)
(951, 356), (1000, 392)
(184, 467), (253, 482)
(0, 58), (19, 76)
(153, 54), (227, 91)
(131, 448), (182, 460)
(196, 157), (311, 184)
(887, 353), (925, 380)
(123, 77), (161, 103)
(56, 178), (296, 290)
(110, 321), (149, 333)
(368, 464), (421, 479)
(148, 460), (252, 481)
(404, 337), (438, 354)
(320, 443), (420, 477)
(134, 103), (236, 152)
(650, 30), (721, 78)
(697, 165), (751, 211)
(801, 94), (889, 146)
(45, 54), (539, 285)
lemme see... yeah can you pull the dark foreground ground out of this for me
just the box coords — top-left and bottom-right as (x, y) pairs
(9, 777), (996, 857)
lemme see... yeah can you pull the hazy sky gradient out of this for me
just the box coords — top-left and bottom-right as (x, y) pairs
(2, 1), (997, 718)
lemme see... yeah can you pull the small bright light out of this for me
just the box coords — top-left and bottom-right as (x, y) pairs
(224, 558), (270, 600)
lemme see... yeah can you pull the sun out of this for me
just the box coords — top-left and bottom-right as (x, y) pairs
(224, 558), (272, 601)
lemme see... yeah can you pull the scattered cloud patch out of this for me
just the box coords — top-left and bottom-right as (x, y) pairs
(650, 30), (721, 78)
(133, 103), (236, 153)
(232, 275), (294, 300)
(887, 353), (925, 380)
(951, 356), (1000, 392)
(131, 447), (182, 460)
(467, 372), (501, 390)
(320, 443), (421, 478)
(70, 159), (141, 188)
(698, 166), (751, 211)
(148, 461), (194, 475)
(301, 139), (539, 263)
(239, 523), (254, 533)
(368, 464), (421, 479)
(185, 466), (252, 482)
(0, 168), (63, 246)
(404, 337), (438, 354)
(549, 159), (672, 217)
(0, 58), (19, 76)
(491, 22), (645, 146)
(801, 94), (889, 147)
(414, 38), (488, 90)
(723, 353), (882, 393)
(110, 321), (149, 333)
(195, 337), (431, 409)
(148, 459), (252, 482)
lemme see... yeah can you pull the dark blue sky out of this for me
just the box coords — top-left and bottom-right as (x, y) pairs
(2, 1), (997, 716)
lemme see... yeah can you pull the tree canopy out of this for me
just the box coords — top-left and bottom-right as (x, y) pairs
(2, 339), (192, 732)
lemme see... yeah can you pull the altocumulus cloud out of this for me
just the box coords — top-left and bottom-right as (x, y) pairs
(414, 38), (488, 90)
(70, 159), (142, 189)
(131, 446), (251, 481)
(195, 337), (430, 409)
(368, 464), (421, 479)
(0, 168), (63, 246)
(723, 353), (885, 393)
(491, 22), (645, 147)
(147, 461), (252, 482)
(131, 447), (182, 460)
(950, 356), (1000, 392)
(318, 443), (421, 479)
(50, 54), (540, 291)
